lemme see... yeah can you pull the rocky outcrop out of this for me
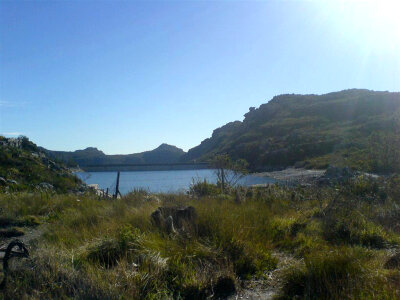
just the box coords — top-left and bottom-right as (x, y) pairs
(151, 206), (197, 234)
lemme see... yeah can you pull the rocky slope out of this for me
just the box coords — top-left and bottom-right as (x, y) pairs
(0, 136), (83, 192)
(184, 89), (400, 172)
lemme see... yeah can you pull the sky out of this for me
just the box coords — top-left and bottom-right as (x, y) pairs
(1, 0), (399, 154)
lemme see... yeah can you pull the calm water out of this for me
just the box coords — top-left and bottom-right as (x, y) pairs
(76, 169), (275, 194)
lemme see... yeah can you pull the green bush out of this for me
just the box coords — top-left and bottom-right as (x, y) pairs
(86, 225), (142, 268)
(323, 214), (394, 249)
(222, 238), (277, 279)
(189, 179), (219, 197)
(278, 248), (384, 300)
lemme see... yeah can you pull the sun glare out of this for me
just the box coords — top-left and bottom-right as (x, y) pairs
(366, 0), (400, 35)
(321, 0), (400, 50)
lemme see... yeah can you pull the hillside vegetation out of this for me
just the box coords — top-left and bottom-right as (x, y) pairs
(0, 136), (83, 192)
(2, 177), (400, 299)
(185, 89), (400, 172)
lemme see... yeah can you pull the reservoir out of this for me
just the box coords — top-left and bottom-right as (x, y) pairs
(76, 169), (275, 194)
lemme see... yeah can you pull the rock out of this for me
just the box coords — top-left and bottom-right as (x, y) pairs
(165, 215), (176, 234)
(38, 182), (54, 190)
(234, 187), (247, 204)
(6, 179), (18, 185)
(151, 209), (164, 229)
(48, 160), (61, 171)
(151, 206), (197, 234)
(384, 252), (400, 269)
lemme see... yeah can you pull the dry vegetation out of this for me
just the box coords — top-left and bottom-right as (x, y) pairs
(1, 176), (400, 299)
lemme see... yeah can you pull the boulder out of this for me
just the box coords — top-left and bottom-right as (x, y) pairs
(151, 206), (197, 234)
(384, 252), (400, 269)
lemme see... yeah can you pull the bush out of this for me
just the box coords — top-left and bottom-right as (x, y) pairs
(86, 225), (142, 268)
(86, 238), (123, 268)
(189, 179), (219, 197)
(222, 238), (277, 279)
(323, 214), (394, 249)
(278, 248), (382, 300)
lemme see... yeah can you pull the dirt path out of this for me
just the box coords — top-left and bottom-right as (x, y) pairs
(229, 252), (301, 300)
(229, 284), (276, 300)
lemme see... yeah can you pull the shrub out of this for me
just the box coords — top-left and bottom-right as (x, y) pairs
(86, 238), (123, 268)
(222, 238), (277, 279)
(86, 226), (143, 268)
(189, 179), (219, 197)
(278, 248), (382, 300)
(323, 214), (394, 249)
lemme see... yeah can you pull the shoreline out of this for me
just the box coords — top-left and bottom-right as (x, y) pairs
(253, 167), (325, 184)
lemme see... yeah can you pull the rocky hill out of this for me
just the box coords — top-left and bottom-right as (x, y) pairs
(184, 89), (400, 172)
(0, 136), (83, 192)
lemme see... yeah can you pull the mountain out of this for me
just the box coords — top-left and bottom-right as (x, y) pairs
(184, 89), (400, 172)
(0, 136), (83, 192)
(43, 143), (186, 167)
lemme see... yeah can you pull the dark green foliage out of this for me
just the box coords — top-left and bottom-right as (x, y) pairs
(184, 89), (400, 172)
(189, 180), (219, 197)
(211, 154), (248, 192)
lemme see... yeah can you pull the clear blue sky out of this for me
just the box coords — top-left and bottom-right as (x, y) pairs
(1, 0), (399, 154)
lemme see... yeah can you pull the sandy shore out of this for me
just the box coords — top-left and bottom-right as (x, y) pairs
(254, 168), (325, 184)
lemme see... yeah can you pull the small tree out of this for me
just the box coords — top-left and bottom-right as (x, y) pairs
(211, 154), (248, 193)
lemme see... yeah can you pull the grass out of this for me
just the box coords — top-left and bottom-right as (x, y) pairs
(1, 176), (400, 299)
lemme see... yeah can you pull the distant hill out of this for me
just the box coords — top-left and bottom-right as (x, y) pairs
(0, 136), (83, 192)
(43, 143), (186, 168)
(184, 89), (400, 172)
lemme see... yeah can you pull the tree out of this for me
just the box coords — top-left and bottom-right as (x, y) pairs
(211, 154), (248, 193)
